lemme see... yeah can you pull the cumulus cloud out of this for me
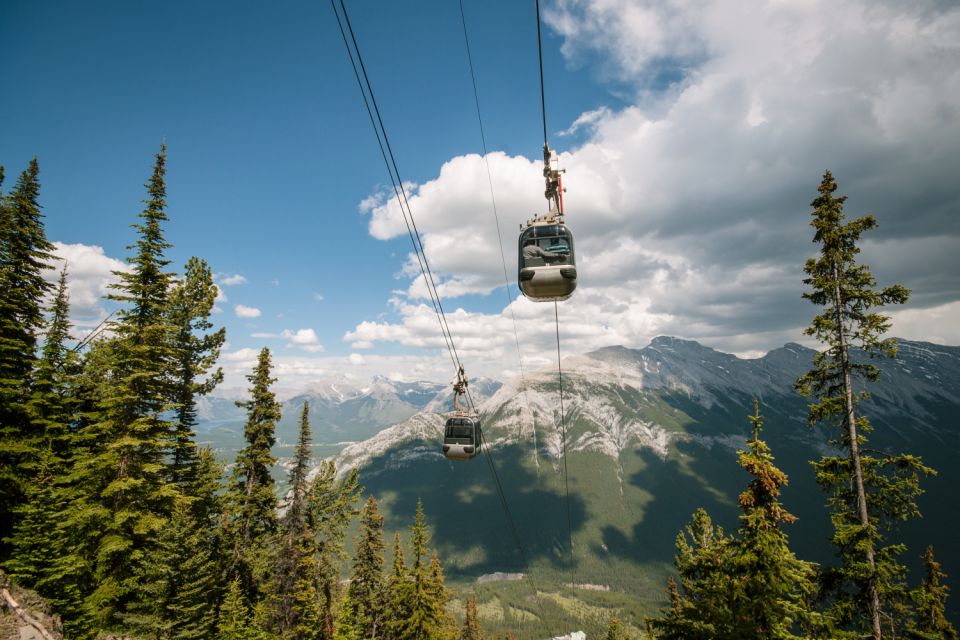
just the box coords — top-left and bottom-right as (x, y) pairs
(352, 0), (960, 365)
(235, 304), (262, 318)
(281, 328), (324, 353)
(219, 273), (248, 286)
(46, 242), (130, 330)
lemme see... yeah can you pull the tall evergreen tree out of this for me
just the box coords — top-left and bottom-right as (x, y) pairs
(605, 617), (627, 640)
(649, 403), (820, 638)
(384, 533), (412, 639)
(729, 401), (822, 637)
(269, 401), (321, 639)
(6, 267), (77, 586)
(77, 144), (180, 627)
(225, 347), (281, 599)
(120, 496), (219, 639)
(795, 170), (933, 638)
(0, 158), (56, 556)
(167, 256), (225, 487)
(907, 546), (958, 640)
(389, 499), (448, 640)
(219, 577), (257, 640)
(459, 594), (483, 640)
(646, 509), (733, 639)
(306, 460), (360, 639)
(346, 496), (387, 639)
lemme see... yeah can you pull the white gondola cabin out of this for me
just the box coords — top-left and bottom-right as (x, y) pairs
(518, 221), (576, 301)
(442, 414), (481, 460)
(518, 143), (576, 302)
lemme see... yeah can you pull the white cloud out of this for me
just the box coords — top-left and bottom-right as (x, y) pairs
(313, 292), (325, 301)
(352, 0), (960, 363)
(349, 353), (366, 365)
(219, 274), (248, 286)
(281, 328), (324, 353)
(47, 241), (130, 329)
(235, 304), (262, 318)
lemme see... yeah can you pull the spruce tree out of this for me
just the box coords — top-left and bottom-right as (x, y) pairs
(6, 267), (79, 594)
(306, 460), (360, 639)
(796, 170), (933, 638)
(459, 594), (483, 640)
(346, 496), (387, 639)
(78, 144), (180, 627)
(907, 546), (958, 640)
(385, 533), (413, 639)
(646, 509), (733, 639)
(270, 401), (321, 639)
(225, 347), (280, 599)
(729, 401), (822, 637)
(390, 499), (448, 640)
(605, 617), (627, 640)
(120, 496), (218, 639)
(167, 256), (225, 487)
(335, 590), (369, 640)
(219, 577), (257, 640)
(0, 158), (56, 555)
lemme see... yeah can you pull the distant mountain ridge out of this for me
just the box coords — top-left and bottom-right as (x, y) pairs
(196, 373), (502, 449)
(314, 337), (960, 621)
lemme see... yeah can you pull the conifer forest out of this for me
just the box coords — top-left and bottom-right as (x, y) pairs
(0, 151), (957, 639)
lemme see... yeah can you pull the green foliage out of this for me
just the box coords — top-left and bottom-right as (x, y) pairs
(385, 499), (453, 640)
(306, 460), (361, 638)
(168, 256), (225, 487)
(795, 170), (931, 638)
(605, 617), (628, 640)
(219, 577), (257, 640)
(0, 158), (56, 554)
(347, 496), (387, 639)
(459, 594), (484, 640)
(120, 497), (219, 639)
(267, 401), (322, 639)
(647, 403), (820, 639)
(225, 347), (280, 597)
(907, 546), (958, 640)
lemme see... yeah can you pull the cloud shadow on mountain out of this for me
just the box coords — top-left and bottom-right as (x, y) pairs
(359, 437), (588, 577)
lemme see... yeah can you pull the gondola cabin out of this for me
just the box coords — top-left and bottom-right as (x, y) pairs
(518, 221), (577, 301)
(442, 415), (481, 461)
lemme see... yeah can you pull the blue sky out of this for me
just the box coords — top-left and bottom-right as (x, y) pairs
(3, 0), (959, 395)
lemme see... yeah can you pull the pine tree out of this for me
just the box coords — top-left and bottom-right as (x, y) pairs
(346, 496), (387, 639)
(120, 496), (219, 639)
(728, 401), (822, 637)
(306, 460), (360, 639)
(384, 533), (413, 639)
(225, 347), (280, 599)
(795, 170), (933, 638)
(389, 499), (448, 640)
(907, 546), (958, 640)
(648, 403), (824, 639)
(219, 577), (257, 640)
(646, 509), (733, 639)
(459, 594), (483, 640)
(167, 256), (225, 487)
(269, 401), (322, 639)
(605, 617), (627, 640)
(335, 590), (369, 640)
(78, 144), (180, 627)
(6, 267), (76, 585)
(0, 158), (56, 556)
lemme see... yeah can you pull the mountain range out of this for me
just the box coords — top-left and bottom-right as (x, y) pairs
(312, 337), (960, 623)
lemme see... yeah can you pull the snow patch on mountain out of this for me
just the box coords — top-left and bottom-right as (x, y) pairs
(324, 413), (446, 480)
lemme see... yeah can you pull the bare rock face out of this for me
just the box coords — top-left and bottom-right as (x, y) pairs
(0, 572), (63, 640)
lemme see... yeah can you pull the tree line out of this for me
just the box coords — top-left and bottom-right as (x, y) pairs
(0, 148), (482, 640)
(644, 171), (957, 639)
